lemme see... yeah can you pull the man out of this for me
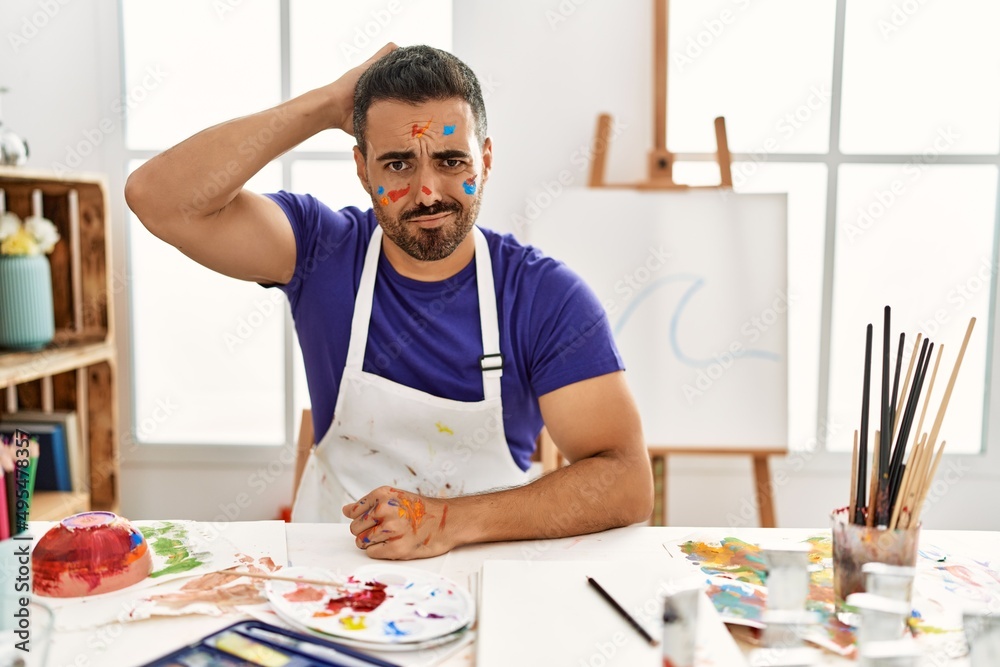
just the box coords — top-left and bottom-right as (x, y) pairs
(126, 44), (653, 560)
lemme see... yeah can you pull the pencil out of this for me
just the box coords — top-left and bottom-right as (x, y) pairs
(586, 576), (659, 646)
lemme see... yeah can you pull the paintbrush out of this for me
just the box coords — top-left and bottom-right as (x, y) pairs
(888, 340), (932, 511)
(230, 570), (348, 588)
(856, 323), (873, 525)
(885, 338), (930, 511)
(877, 306), (892, 526)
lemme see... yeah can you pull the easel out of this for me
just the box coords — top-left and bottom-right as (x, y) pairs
(583, 0), (783, 528)
(587, 0), (733, 190)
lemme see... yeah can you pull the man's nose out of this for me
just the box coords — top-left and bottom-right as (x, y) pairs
(414, 168), (444, 205)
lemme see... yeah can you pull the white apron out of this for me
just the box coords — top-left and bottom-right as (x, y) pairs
(291, 226), (531, 522)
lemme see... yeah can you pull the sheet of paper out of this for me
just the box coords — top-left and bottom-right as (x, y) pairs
(476, 558), (745, 667)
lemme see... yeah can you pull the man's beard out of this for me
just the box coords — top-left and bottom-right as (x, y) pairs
(372, 184), (483, 262)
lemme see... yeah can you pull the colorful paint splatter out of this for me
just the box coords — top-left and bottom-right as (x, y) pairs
(680, 537), (767, 585)
(140, 521), (211, 579)
(421, 185), (432, 195)
(325, 581), (387, 614)
(443, 124), (455, 135)
(411, 120), (432, 138)
(387, 186), (410, 203)
(387, 492), (427, 534)
(463, 177), (477, 195)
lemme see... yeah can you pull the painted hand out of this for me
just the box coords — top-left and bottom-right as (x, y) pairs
(343, 486), (452, 560)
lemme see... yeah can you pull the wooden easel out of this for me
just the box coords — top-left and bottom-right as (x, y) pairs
(588, 0), (733, 191)
(582, 0), (783, 528)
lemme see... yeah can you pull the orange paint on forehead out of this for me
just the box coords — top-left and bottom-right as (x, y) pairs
(411, 119), (433, 138)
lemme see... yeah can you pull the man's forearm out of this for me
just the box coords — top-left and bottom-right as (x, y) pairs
(126, 86), (341, 224)
(446, 449), (653, 547)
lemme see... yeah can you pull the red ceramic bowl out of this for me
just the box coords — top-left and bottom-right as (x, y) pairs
(33, 511), (153, 597)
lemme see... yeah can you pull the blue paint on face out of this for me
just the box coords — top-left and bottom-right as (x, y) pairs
(463, 178), (477, 195)
(377, 186), (385, 195)
(443, 124), (456, 135)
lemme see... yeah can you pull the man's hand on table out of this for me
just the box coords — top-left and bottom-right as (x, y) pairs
(344, 486), (453, 560)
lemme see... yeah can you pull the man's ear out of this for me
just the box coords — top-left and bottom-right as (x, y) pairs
(480, 137), (493, 185)
(354, 146), (371, 194)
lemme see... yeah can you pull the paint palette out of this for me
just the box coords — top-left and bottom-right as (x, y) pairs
(264, 565), (474, 649)
(32, 511), (153, 598)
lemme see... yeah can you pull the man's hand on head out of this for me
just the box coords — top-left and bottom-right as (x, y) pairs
(324, 42), (398, 135)
(343, 486), (454, 560)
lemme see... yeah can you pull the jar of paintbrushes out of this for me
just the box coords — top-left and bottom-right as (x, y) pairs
(831, 307), (976, 619)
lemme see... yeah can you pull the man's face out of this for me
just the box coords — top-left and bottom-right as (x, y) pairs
(354, 97), (492, 263)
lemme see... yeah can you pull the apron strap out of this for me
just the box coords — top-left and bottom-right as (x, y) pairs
(344, 225), (503, 401)
(344, 226), (384, 371)
(472, 227), (503, 400)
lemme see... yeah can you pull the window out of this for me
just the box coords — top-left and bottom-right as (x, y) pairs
(668, 0), (1000, 454)
(122, 0), (452, 446)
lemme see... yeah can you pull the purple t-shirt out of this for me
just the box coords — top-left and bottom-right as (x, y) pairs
(265, 191), (624, 471)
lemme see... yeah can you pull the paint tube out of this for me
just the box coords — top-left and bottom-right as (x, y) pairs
(857, 638), (921, 667)
(748, 646), (821, 666)
(862, 563), (916, 604)
(760, 543), (812, 611)
(761, 609), (820, 649)
(963, 607), (1000, 667)
(661, 587), (700, 667)
(846, 593), (910, 646)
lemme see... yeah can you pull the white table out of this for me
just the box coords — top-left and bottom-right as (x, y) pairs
(36, 524), (1000, 667)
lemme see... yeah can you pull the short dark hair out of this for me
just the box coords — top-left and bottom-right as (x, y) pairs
(353, 45), (487, 157)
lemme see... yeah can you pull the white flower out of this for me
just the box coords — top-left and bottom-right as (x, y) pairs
(24, 215), (60, 254)
(0, 211), (19, 241)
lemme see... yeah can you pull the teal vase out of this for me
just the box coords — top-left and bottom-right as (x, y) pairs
(0, 254), (55, 350)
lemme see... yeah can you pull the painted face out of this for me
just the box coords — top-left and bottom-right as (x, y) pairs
(355, 97), (491, 262)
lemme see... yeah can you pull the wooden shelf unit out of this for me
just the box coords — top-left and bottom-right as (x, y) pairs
(0, 167), (119, 520)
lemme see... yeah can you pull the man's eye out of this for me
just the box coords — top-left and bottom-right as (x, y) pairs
(443, 159), (463, 168)
(387, 161), (407, 172)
